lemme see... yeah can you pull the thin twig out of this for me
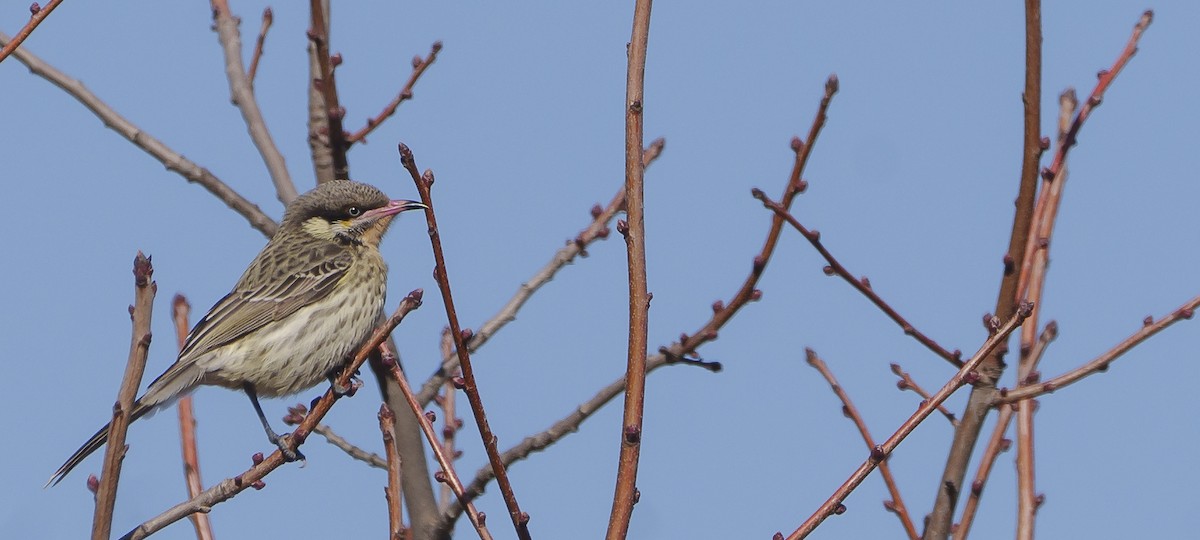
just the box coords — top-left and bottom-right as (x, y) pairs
(953, 404), (1014, 540)
(398, 144), (530, 539)
(0, 0), (63, 63)
(379, 404), (407, 540)
(784, 304), (1033, 540)
(807, 350), (919, 540)
(439, 81), (837, 533)
(890, 364), (957, 426)
(346, 42), (442, 145)
(955, 322), (1053, 540)
(379, 345), (492, 540)
(754, 192), (962, 368)
(437, 328), (459, 509)
(414, 138), (665, 408)
(996, 295), (1200, 404)
(306, 0), (334, 184)
(172, 295), (215, 540)
(606, 0), (653, 537)
(281, 406), (389, 469)
(119, 291), (423, 540)
(210, 0), (296, 204)
(0, 33), (278, 237)
(1013, 87), (1077, 540)
(246, 7), (273, 84)
(92, 253), (157, 540)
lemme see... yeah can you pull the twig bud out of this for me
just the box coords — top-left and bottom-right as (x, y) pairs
(30, 3), (41, 15)
(252, 452), (264, 465)
(790, 137), (804, 152)
(424, 410), (437, 423)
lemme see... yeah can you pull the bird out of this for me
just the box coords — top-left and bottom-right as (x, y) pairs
(48, 180), (426, 487)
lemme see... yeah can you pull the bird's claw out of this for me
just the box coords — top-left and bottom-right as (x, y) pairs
(329, 374), (362, 397)
(273, 434), (306, 463)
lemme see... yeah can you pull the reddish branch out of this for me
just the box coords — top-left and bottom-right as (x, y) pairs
(379, 346), (491, 540)
(346, 42), (442, 145)
(379, 404), (407, 540)
(996, 295), (1200, 404)
(171, 296), (215, 540)
(890, 363), (957, 426)
(437, 328), (460, 509)
(754, 191), (962, 368)
(953, 404), (1014, 540)
(606, 0), (654, 537)
(783, 304), (1033, 540)
(0, 0), (63, 64)
(807, 350), (919, 540)
(118, 291), (423, 540)
(246, 7), (273, 84)
(92, 253), (156, 540)
(398, 144), (530, 540)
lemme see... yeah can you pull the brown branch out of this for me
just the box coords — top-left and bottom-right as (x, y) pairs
(281, 405), (389, 469)
(784, 304), (1033, 540)
(210, 0), (296, 204)
(0, 33), (278, 237)
(437, 328), (460, 509)
(346, 41), (442, 145)
(440, 83), (837, 532)
(0, 0), (63, 63)
(807, 350), (919, 540)
(379, 404), (407, 540)
(118, 291), (423, 540)
(1013, 87), (1077, 540)
(398, 144), (530, 539)
(890, 363), (957, 426)
(379, 345), (492, 540)
(754, 191), (962, 368)
(414, 138), (665, 408)
(306, 0), (334, 184)
(172, 295), (215, 540)
(953, 404), (1014, 540)
(92, 253), (157, 540)
(246, 7), (273, 84)
(606, 1), (653, 537)
(308, 0), (350, 181)
(996, 294), (1200, 404)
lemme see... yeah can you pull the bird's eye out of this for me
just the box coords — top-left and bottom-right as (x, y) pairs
(347, 206), (362, 217)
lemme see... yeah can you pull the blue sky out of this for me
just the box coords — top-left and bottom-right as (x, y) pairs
(3, 2), (1198, 539)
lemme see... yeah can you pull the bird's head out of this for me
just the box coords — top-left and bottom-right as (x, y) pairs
(281, 180), (426, 246)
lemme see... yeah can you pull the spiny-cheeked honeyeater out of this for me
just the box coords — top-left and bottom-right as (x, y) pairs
(48, 180), (425, 487)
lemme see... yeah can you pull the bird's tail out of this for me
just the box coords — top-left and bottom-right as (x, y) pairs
(46, 401), (153, 488)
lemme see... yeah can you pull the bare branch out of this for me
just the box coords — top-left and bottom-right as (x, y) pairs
(379, 345), (492, 540)
(398, 145), (530, 539)
(755, 191), (962, 368)
(783, 304), (1033, 540)
(996, 295), (1200, 404)
(379, 404), (406, 540)
(346, 41), (442, 145)
(890, 363), (957, 426)
(0, 33), (279, 237)
(210, 0), (296, 204)
(807, 350), (919, 540)
(171, 296), (215, 540)
(246, 7), (273, 84)
(0, 0), (63, 63)
(93, 253), (156, 540)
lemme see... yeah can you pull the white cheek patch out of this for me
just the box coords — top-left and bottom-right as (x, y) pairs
(302, 216), (349, 240)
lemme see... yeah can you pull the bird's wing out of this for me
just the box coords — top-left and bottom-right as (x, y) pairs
(178, 248), (354, 361)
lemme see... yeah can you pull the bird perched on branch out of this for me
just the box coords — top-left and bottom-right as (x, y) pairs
(48, 180), (426, 487)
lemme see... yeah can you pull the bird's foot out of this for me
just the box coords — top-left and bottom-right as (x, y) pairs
(328, 373), (362, 397)
(272, 433), (306, 463)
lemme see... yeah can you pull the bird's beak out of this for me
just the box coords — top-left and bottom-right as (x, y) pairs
(356, 199), (427, 225)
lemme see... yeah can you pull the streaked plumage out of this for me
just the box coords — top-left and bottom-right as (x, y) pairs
(48, 180), (424, 487)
